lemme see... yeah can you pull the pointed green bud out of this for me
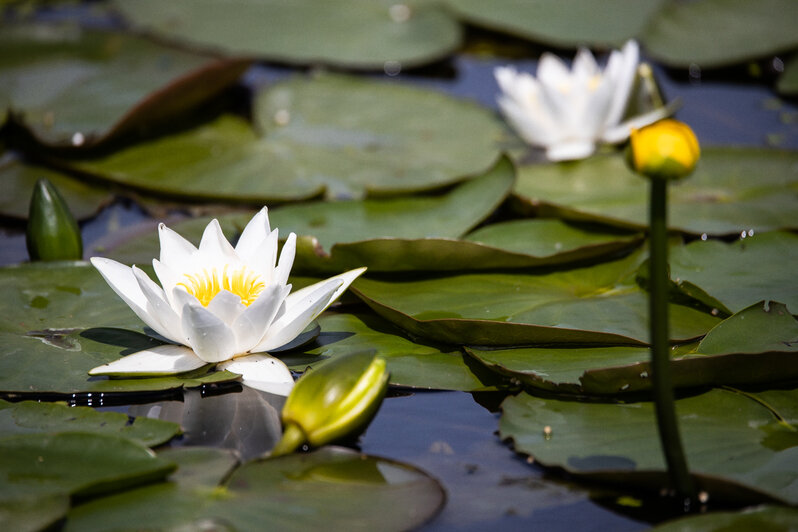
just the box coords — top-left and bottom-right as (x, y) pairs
(271, 351), (389, 457)
(26, 178), (83, 261)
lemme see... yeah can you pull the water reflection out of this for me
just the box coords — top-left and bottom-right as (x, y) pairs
(130, 386), (285, 461)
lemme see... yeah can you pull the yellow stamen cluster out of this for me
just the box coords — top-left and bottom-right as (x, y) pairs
(178, 265), (265, 307)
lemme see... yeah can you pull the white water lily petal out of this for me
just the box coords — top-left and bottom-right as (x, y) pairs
(218, 354), (294, 396)
(233, 283), (290, 353)
(152, 258), (183, 309)
(89, 344), (206, 376)
(206, 290), (247, 328)
(131, 266), (183, 343)
(158, 223), (197, 272)
(181, 299), (238, 363)
(90, 257), (179, 343)
(198, 218), (238, 266)
(273, 232), (296, 287)
(252, 278), (342, 353)
(495, 40), (666, 161)
(602, 105), (673, 144)
(235, 207), (271, 259)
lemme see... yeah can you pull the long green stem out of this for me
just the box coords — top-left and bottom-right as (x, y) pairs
(649, 179), (696, 503)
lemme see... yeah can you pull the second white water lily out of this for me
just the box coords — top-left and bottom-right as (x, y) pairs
(495, 40), (669, 162)
(89, 208), (365, 396)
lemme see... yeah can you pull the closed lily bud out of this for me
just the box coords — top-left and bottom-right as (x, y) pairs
(629, 119), (700, 181)
(271, 351), (389, 457)
(26, 178), (83, 261)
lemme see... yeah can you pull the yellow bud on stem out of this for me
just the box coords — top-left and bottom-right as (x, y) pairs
(630, 119), (700, 181)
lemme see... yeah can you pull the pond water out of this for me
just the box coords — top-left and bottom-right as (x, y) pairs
(2, 28), (796, 530)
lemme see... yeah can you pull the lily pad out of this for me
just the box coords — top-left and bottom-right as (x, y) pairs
(512, 149), (798, 236)
(499, 387), (798, 504)
(0, 261), (239, 395)
(0, 492), (69, 532)
(651, 505), (798, 531)
(0, 399), (179, 447)
(444, 0), (663, 48)
(112, 0), (461, 69)
(580, 301), (798, 395)
(0, 150), (110, 220)
(0, 22), (250, 150)
(64, 74), (503, 201)
(641, 0), (798, 68)
(668, 232), (798, 315)
(0, 432), (175, 499)
(281, 311), (507, 391)
(65, 446), (445, 532)
(352, 249), (720, 346)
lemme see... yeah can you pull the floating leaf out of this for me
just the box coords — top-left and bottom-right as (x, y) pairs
(445, 0), (663, 48)
(0, 22), (250, 149)
(112, 0), (462, 69)
(0, 493), (69, 532)
(0, 150), (110, 220)
(0, 262), (239, 395)
(500, 387), (798, 504)
(64, 74), (503, 201)
(651, 505), (798, 532)
(668, 232), (798, 315)
(352, 249), (720, 346)
(641, 0), (798, 68)
(281, 311), (506, 391)
(512, 149), (798, 235)
(0, 399), (180, 447)
(777, 54), (798, 95)
(0, 432), (175, 499)
(66, 446), (445, 532)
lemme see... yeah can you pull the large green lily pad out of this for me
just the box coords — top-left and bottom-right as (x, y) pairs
(444, 0), (663, 48)
(477, 301), (798, 396)
(0, 492), (69, 532)
(281, 311), (507, 391)
(0, 261), (239, 395)
(651, 505), (798, 531)
(0, 150), (110, 220)
(668, 232), (798, 315)
(64, 74), (503, 201)
(0, 432), (175, 499)
(113, 0), (462, 69)
(65, 446), (445, 532)
(512, 149), (798, 236)
(0, 22), (250, 150)
(499, 387), (798, 504)
(0, 399), (179, 447)
(641, 0), (798, 68)
(352, 249), (720, 346)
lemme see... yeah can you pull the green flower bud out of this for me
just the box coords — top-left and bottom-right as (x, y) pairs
(26, 178), (83, 261)
(271, 351), (389, 457)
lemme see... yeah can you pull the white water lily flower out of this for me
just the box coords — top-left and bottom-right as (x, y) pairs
(89, 208), (366, 396)
(495, 40), (669, 162)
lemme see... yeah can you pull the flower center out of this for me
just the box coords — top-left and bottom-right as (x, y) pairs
(178, 265), (265, 307)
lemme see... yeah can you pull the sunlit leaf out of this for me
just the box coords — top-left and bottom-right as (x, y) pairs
(65, 446), (445, 532)
(0, 22), (250, 149)
(112, 0), (462, 69)
(512, 149), (798, 236)
(281, 311), (507, 391)
(500, 387), (798, 504)
(445, 0), (663, 48)
(352, 249), (720, 346)
(64, 75), (504, 201)
(651, 505), (798, 531)
(641, 0), (798, 68)
(0, 399), (179, 447)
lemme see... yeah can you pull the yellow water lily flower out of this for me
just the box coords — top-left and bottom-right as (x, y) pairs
(630, 119), (700, 180)
(89, 208), (366, 395)
(495, 40), (669, 161)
